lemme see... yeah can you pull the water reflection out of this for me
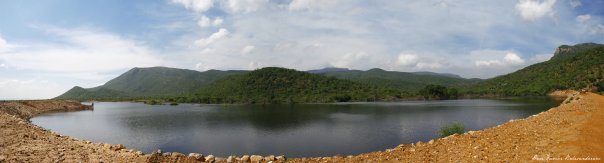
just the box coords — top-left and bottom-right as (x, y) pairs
(32, 98), (558, 157)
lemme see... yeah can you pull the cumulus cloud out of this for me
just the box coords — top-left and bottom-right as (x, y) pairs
(475, 52), (525, 67)
(288, 0), (339, 11)
(515, 0), (556, 21)
(0, 36), (14, 53)
(194, 28), (229, 47)
(224, 0), (268, 13)
(331, 52), (369, 68)
(198, 16), (224, 28)
(171, 0), (213, 12)
(0, 37), (7, 49)
(576, 14), (591, 24)
(212, 17), (224, 26)
(241, 45), (255, 54)
(0, 27), (162, 78)
(197, 16), (211, 27)
(396, 54), (419, 67)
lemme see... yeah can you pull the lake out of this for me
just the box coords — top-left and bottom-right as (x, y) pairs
(31, 98), (558, 157)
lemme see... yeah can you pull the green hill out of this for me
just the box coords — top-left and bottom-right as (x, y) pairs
(316, 68), (481, 92)
(468, 43), (604, 96)
(55, 86), (129, 101)
(54, 67), (246, 100)
(191, 67), (406, 104)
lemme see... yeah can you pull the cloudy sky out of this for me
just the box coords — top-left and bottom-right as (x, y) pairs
(0, 0), (603, 99)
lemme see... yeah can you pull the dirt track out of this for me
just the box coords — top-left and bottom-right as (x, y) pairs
(1, 92), (603, 162)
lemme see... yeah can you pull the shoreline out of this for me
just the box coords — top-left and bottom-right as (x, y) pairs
(1, 92), (603, 162)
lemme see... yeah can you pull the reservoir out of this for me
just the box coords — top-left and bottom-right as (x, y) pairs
(32, 98), (558, 157)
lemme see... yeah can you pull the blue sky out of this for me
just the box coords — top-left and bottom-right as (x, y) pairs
(0, 0), (603, 99)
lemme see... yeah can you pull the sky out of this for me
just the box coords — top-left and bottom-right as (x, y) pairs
(0, 0), (603, 100)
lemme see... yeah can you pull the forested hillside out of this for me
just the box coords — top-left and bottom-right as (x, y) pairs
(468, 43), (604, 96)
(189, 67), (407, 104)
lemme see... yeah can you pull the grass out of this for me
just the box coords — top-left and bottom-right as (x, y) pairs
(439, 122), (465, 138)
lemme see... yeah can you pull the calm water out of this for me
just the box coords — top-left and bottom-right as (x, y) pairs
(32, 98), (558, 157)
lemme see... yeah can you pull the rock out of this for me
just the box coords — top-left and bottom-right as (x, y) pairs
(416, 141), (422, 146)
(205, 155), (215, 162)
(227, 156), (235, 163)
(250, 155), (263, 162)
(113, 144), (125, 151)
(172, 152), (185, 157)
(428, 140), (435, 144)
(155, 149), (162, 154)
(265, 155), (276, 161)
(102, 143), (112, 149)
(409, 148), (416, 152)
(468, 131), (476, 135)
(188, 153), (203, 160)
(385, 148), (394, 152)
(215, 157), (226, 162)
(84, 140), (92, 144)
(241, 155), (250, 162)
(276, 155), (286, 161)
(135, 151), (143, 155)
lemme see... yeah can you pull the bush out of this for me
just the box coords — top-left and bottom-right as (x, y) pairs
(439, 123), (465, 137)
(143, 100), (163, 105)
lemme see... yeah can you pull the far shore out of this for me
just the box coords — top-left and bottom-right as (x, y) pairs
(1, 91), (602, 162)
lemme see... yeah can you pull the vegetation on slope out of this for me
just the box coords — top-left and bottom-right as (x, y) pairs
(468, 43), (604, 96)
(187, 67), (409, 104)
(317, 68), (481, 93)
(54, 67), (245, 100)
(419, 85), (459, 100)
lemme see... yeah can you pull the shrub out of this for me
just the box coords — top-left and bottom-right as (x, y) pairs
(439, 123), (465, 138)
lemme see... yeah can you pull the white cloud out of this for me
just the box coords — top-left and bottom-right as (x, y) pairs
(576, 14), (591, 24)
(224, 0), (268, 13)
(0, 36), (7, 49)
(331, 52), (369, 68)
(288, 0), (339, 11)
(241, 45), (255, 54)
(197, 16), (211, 27)
(171, 0), (213, 12)
(0, 27), (162, 77)
(194, 28), (229, 47)
(198, 16), (224, 28)
(503, 52), (525, 64)
(0, 63), (5, 68)
(396, 54), (419, 67)
(570, 0), (581, 8)
(0, 36), (14, 53)
(591, 24), (604, 34)
(0, 79), (64, 100)
(475, 52), (525, 67)
(530, 53), (553, 62)
(515, 0), (556, 21)
(212, 17), (224, 26)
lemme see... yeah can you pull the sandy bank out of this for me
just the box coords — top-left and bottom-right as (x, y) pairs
(2, 92), (603, 162)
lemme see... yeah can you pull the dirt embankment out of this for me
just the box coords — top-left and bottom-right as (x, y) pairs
(0, 101), (283, 163)
(2, 92), (604, 162)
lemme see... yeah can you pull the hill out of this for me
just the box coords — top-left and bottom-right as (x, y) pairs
(468, 43), (604, 96)
(54, 67), (246, 100)
(316, 68), (480, 92)
(191, 67), (406, 104)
